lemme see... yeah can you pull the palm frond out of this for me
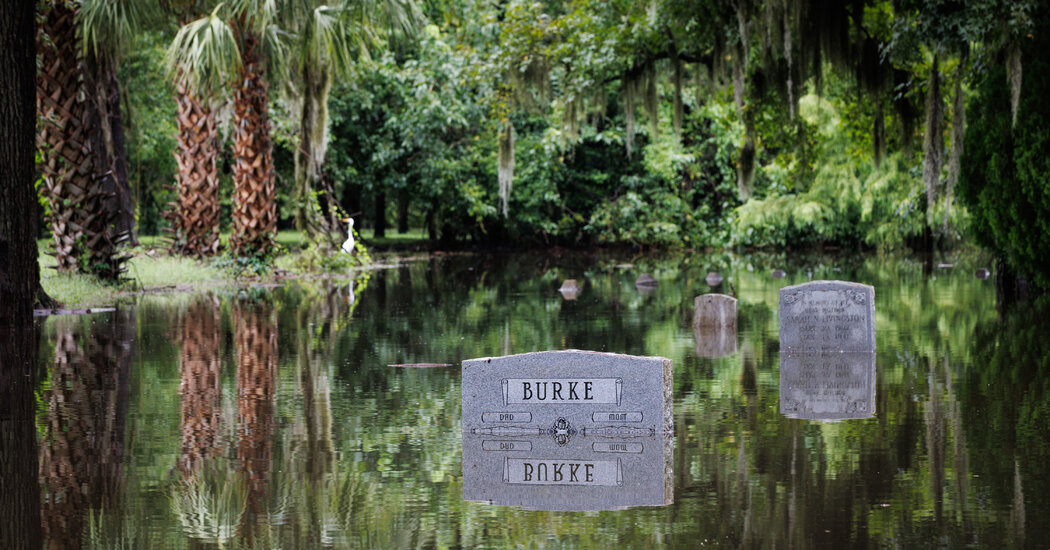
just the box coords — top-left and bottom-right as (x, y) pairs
(78, 0), (158, 60)
(166, 5), (243, 97)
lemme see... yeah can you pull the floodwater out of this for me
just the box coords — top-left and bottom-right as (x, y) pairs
(2, 250), (1048, 548)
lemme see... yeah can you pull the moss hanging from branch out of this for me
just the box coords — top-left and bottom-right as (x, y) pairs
(623, 78), (636, 157)
(672, 54), (683, 138)
(922, 52), (943, 223)
(497, 123), (515, 218)
(1006, 43), (1022, 129)
(643, 63), (659, 140)
(944, 53), (966, 232)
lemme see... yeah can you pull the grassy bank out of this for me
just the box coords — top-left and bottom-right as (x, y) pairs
(37, 229), (417, 307)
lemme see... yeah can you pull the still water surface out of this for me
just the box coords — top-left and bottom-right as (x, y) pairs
(3, 250), (1049, 548)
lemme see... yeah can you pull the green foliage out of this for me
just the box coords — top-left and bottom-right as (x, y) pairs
(122, 31), (179, 236)
(959, 17), (1050, 287)
(731, 93), (931, 249)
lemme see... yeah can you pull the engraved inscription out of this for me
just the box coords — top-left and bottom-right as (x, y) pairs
(592, 411), (643, 423)
(502, 377), (622, 405)
(504, 457), (623, 486)
(779, 283), (875, 353)
(481, 412), (532, 423)
(482, 440), (533, 452)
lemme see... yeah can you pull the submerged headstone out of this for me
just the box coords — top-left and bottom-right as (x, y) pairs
(771, 269), (786, 279)
(976, 268), (991, 280)
(694, 294), (737, 328)
(461, 350), (673, 511)
(705, 272), (723, 287)
(558, 279), (582, 300)
(692, 294), (738, 358)
(635, 273), (658, 288)
(779, 281), (877, 420)
(779, 281), (875, 354)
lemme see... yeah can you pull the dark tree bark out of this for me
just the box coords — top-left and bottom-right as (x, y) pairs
(374, 190), (387, 239)
(397, 189), (410, 234)
(0, 0), (42, 326)
(0, 324), (43, 550)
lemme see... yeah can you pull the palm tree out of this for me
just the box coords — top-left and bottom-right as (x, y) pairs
(37, 0), (148, 279)
(165, 4), (240, 258)
(283, 0), (421, 248)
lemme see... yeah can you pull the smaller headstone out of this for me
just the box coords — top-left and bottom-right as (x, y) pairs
(779, 281), (875, 354)
(937, 263), (953, 269)
(771, 269), (786, 279)
(705, 272), (723, 286)
(693, 294), (738, 359)
(635, 274), (658, 288)
(693, 294), (737, 328)
(559, 279), (582, 300)
(975, 268), (991, 280)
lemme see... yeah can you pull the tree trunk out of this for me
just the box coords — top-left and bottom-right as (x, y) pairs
(0, 324), (42, 550)
(37, 2), (128, 280)
(374, 190), (387, 239)
(295, 63), (339, 248)
(169, 83), (222, 258)
(230, 26), (276, 258)
(0, 0), (42, 325)
(398, 189), (410, 234)
(922, 53), (943, 227)
(89, 56), (136, 244)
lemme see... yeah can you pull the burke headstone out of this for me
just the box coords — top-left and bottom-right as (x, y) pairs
(461, 350), (673, 510)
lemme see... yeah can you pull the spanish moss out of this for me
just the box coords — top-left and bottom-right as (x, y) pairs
(498, 123), (514, 218)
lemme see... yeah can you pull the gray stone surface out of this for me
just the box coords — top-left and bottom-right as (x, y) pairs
(694, 294), (737, 328)
(779, 351), (876, 420)
(462, 350), (673, 435)
(635, 274), (658, 287)
(558, 279), (582, 300)
(462, 430), (673, 511)
(461, 350), (674, 510)
(779, 280), (875, 353)
(705, 272), (723, 286)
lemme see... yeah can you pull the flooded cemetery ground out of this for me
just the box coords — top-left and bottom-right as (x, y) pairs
(2, 250), (1049, 548)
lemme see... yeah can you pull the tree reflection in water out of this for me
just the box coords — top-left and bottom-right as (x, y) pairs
(1, 323), (42, 550)
(38, 311), (134, 549)
(234, 298), (277, 546)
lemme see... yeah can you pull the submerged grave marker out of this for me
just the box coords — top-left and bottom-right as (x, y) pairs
(461, 350), (673, 510)
(778, 281), (876, 420)
(693, 294), (737, 358)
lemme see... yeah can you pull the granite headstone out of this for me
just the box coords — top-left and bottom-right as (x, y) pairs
(461, 350), (673, 510)
(779, 281), (875, 353)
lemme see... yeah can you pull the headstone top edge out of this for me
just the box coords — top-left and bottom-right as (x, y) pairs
(779, 280), (874, 293)
(695, 293), (737, 302)
(462, 349), (672, 367)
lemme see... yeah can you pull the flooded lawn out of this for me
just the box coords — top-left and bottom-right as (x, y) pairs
(3, 250), (1048, 548)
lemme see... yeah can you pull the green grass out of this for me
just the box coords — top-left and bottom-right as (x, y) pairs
(35, 228), (428, 307)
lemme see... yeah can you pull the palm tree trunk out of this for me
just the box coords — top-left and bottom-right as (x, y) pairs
(230, 28), (276, 258)
(169, 82), (222, 258)
(37, 2), (128, 280)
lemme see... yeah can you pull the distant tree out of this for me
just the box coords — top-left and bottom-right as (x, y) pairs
(960, 7), (1048, 289)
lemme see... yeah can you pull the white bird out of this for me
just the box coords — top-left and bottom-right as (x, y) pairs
(341, 217), (355, 254)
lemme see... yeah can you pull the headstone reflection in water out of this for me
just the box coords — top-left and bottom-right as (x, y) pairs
(778, 281), (876, 420)
(461, 350), (673, 511)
